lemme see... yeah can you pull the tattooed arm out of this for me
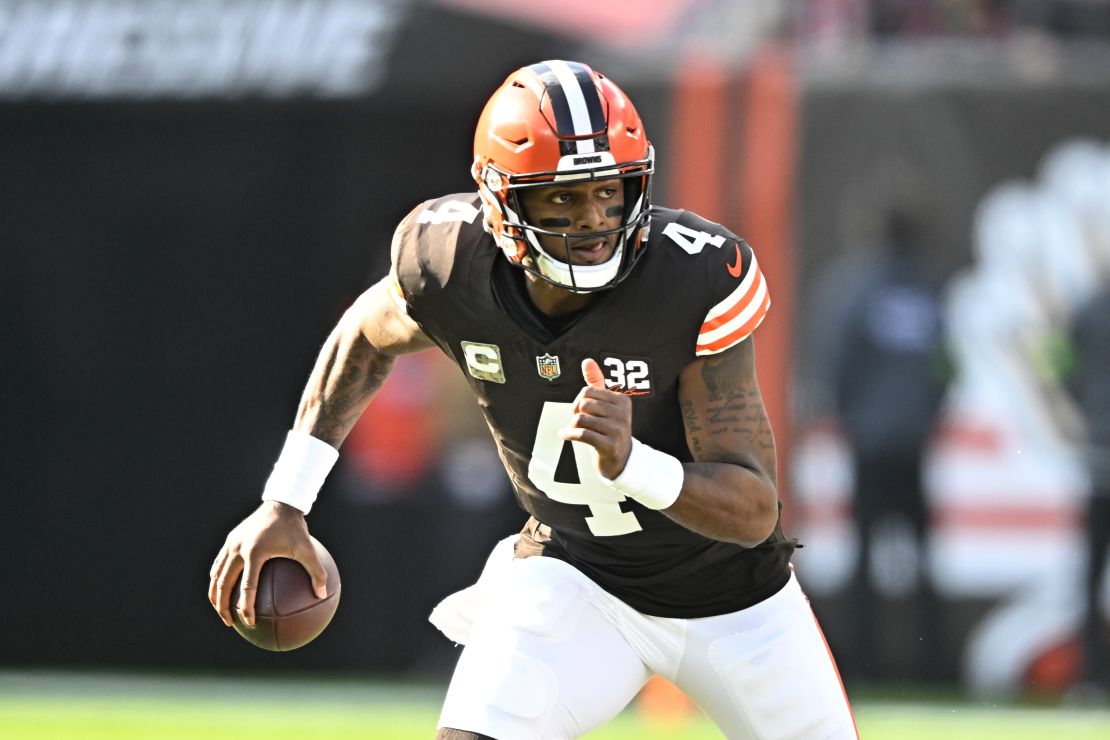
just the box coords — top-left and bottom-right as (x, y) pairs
(294, 275), (435, 446)
(667, 338), (779, 546)
(209, 275), (433, 627)
(564, 338), (779, 546)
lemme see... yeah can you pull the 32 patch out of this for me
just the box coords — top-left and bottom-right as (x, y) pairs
(599, 354), (653, 397)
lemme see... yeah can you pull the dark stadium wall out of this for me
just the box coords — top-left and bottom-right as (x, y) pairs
(1, 98), (466, 671)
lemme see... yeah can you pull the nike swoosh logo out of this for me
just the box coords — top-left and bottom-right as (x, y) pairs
(726, 244), (743, 278)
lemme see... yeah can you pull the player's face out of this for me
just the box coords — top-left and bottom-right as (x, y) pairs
(517, 179), (625, 266)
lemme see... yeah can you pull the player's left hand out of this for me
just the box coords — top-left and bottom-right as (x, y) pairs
(559, 358), (633, 480)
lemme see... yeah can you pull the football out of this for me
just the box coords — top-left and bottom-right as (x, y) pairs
(232, 536), (341, 651)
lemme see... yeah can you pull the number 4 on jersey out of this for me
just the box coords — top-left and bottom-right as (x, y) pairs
(417, 200), (480, 225)
(528, 401), (643, 537)
(662, 222), (726, 254)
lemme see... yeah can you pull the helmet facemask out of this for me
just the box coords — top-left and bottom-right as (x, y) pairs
(476, 149), (654, 293)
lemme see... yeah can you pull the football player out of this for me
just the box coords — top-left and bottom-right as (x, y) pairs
(209, 60), (858, 739)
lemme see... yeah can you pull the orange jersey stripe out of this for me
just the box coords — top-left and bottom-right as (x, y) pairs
(696, 293), (770, 354)
(701, 259), (765, 333)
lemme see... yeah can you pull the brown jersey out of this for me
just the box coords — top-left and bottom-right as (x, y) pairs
(390, 192), (794, 617)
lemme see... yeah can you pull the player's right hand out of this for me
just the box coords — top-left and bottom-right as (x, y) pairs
(207, 501), (328, 628)
(559, 358), (633, 480)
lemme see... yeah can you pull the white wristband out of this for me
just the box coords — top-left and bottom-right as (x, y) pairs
(261, 430), (339, 515)
(603, 438), (684, 510)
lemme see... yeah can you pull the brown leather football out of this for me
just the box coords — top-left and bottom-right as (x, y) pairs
(232, 536), (341, 651)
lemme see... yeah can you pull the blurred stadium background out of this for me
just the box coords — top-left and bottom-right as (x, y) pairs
(4, 0), (1110, 736)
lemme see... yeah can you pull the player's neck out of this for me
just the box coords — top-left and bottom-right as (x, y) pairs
(523, 272), (594, 317)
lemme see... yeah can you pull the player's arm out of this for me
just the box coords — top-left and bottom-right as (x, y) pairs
(564, 339), (778, 547)
(293, 274), (436, 447)
(208, 275), (434, 627)
(667, 337), (779, 546)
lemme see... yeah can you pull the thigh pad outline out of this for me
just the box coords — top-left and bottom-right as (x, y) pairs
(454, 643), (560, 723)
(708, 609), (848, 740)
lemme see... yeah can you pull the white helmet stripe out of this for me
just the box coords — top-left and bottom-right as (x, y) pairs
(546, 60), (597, 154)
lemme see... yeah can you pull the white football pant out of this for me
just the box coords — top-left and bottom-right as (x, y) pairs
(430, 536), (858, 740)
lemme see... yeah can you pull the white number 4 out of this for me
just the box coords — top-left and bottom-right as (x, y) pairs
(527, 402), (643, 537)
(662, 222), (726, 254)
(417, 200), (480, 225)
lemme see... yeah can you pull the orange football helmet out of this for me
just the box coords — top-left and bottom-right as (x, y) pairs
(472, 60), (654, 292)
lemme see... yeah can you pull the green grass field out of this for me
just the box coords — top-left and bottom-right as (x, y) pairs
(1, 671), (1108, 739)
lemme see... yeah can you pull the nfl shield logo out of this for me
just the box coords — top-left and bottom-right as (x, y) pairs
(536, 353), (561, 382)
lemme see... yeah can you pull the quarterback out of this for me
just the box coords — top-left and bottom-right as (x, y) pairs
(209, 60), (857, 739)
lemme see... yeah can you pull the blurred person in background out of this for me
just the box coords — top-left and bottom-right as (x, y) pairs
(1038, 138), (1110, 695)
(829, 203), (950, 681)
(208, 60), (858, 738)
(1067, 280), (1110, 693)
